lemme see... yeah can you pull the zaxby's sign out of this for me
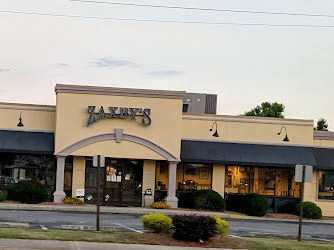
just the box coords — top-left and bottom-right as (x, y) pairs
(87, 106), (151, 127)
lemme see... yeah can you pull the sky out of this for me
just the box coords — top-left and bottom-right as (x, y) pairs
(1, 0), (334, 129)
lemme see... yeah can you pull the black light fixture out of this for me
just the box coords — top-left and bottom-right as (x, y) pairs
(17, 112), (24, 127)
(210, 122), (219, 137)
(278, 126), (289, 142)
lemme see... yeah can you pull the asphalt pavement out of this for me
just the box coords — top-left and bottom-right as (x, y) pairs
(1, 210), (334, 242)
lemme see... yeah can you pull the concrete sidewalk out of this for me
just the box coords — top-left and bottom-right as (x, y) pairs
(1, 203), (334, 225)
(0, 238), (235, 250)
(0, 203), (230, 218)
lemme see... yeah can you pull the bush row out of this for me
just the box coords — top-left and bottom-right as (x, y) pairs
(226, 194), (322, 219)
(141, 213), (229, 242)
(226, 193), (269, 216)
(296, 201), (322, 219)
(0, 190), (5, 202)
(178, 190), (226, 212)
(8, 181), (48, 204)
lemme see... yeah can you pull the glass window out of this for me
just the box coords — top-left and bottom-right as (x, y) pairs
(225, 166), (251, 194)
(155, 162), (213, 201)
(156, 162), (168, 191)
(225, 166), (299, 198)
(0, 153), (56, 200)
(179, 164), (212, 191)
(64, 156), (73, 197)
(318, 171), (334, 200)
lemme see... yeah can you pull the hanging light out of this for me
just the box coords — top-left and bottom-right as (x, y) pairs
(278, 126), (289, 142)
(17, 112), (24, 127)
(210, 122), (219, 137)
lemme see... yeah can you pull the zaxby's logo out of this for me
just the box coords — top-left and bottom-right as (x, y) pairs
(86, 106), (151, 127)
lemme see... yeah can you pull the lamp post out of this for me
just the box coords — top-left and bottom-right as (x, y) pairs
(278, 126), (289, 142)
(17, 112), (24, 127)
(210, 122), (219, 137)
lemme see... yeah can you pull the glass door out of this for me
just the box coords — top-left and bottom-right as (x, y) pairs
(104, 164), (123, 206)
(103, 160), (143, 207)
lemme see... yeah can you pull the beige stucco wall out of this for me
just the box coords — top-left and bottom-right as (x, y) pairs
(0, 103), (55, 131)
(212, 164), (225, 198)
(71, 156), (86, 199)
(304, 172), (334, 217)
(313, 139), (334, 147)
(71, 140), (165, 160)
(142, 160), (156, 207)
(182, 114), (314, 146)
(55, 93), (183, 159)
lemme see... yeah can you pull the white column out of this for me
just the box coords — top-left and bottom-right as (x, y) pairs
(166, 161), (178, 208)
(53, 156), (66, 203)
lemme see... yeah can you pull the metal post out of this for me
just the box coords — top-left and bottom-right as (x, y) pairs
(96, 156), (100, 232)
(274, 168), (277, 213)
(298, 166), (305, 241)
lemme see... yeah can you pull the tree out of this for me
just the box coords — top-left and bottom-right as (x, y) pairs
(242, 102), (285, 118)
(317, 118), (328, 131)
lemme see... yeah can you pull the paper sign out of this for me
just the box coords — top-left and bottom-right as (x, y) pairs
(125, 174), (130, 180)
(111, 173), (117, 182)
(117, 176), (122, 182)
(76, 189), (85, 198)
(106, 175), (111, 182)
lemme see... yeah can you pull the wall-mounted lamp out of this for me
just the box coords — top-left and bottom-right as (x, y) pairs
(278, 126), (289, 142)
(17, 112), (24, 127)
(210, 122), (219, 137)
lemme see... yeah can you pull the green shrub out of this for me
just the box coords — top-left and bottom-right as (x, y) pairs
(150, 201), (171, 209)
(142, 213), (172, 233)
(226, 194), (269, 216)
(0, 190), (5, 202)
(296, 201), (322, 219)
(245, 194), (269, 216)
(7, 181), (48, 204)
(191, 190), (226, 212)
(172, 215), (216, 242)
(63, 197), (84, 205)
(177, 192), (193, 208)
(212, 215), (229, 235)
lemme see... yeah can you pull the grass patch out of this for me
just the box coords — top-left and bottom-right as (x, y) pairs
(0, 228), (333, 249)
(0, 228), (135, 244)
(247, 237), (334, 250)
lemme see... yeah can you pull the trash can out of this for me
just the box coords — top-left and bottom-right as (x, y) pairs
(143, 189), (153, 208)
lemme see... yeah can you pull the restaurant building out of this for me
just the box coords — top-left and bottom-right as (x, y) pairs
(0, 84), (333, 216)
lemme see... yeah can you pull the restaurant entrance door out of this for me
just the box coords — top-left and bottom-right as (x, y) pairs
(103, 160), (143, 207)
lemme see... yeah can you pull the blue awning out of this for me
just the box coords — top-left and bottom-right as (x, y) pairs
(181, 140), (317, 168)
(313, 148), (334, 170)
(0, 130), (54, 154)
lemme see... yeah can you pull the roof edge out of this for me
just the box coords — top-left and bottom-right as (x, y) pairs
(314, 130), (334, 140)
(55, 84), (186, 99)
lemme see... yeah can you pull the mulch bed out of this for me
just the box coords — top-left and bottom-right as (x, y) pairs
(130, 232), (250, 249)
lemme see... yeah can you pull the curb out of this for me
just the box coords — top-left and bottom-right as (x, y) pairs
(61, 225), (124, 231)
(0, 222), (29, 228)
(0, 203), (230, 218)
(228, 214), (334, 225)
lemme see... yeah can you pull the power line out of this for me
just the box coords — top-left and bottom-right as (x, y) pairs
(69, 0), (334, 19)
(1, 9), (334, 28)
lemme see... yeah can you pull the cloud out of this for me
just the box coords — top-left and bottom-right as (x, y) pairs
(92, 57), (139, 69)
(148, 70), (183, 76)
(57, 63), (69, 67)
(0, 68), (10, 73)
